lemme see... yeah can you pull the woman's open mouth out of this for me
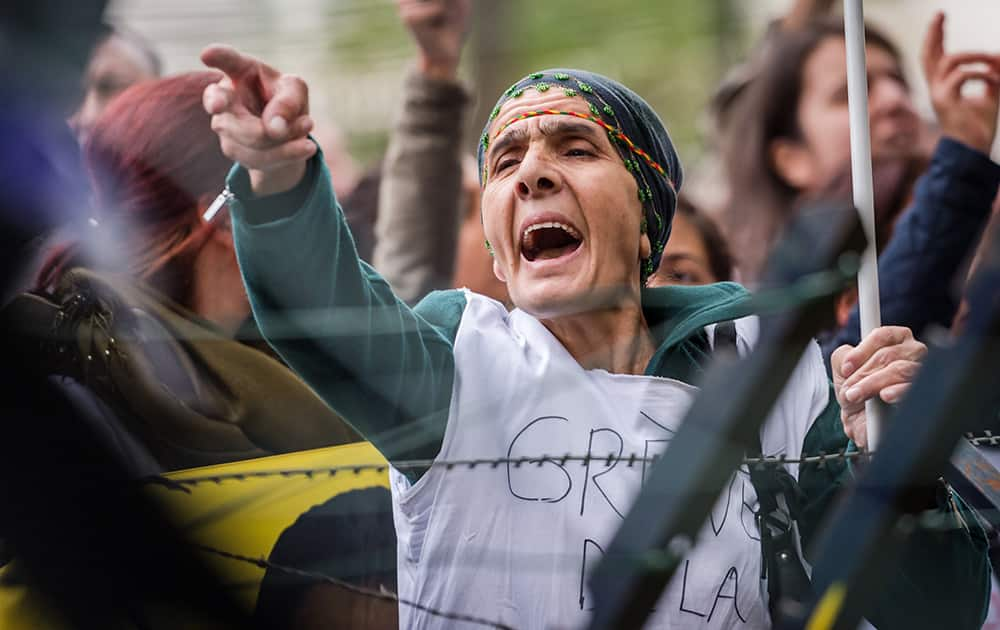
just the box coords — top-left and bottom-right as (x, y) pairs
(520, 222), (583, 262)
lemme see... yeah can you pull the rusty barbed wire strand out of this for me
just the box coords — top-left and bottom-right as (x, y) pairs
(160, 435), (1000, 628)
(142, 448), (867, 491)
(966, 431), (1000, 447)
(143, 434), (1000, 491)
(195, 543), (515, 630)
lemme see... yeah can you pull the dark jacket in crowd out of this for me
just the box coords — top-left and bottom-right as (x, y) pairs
(823, 138), (1000, 361)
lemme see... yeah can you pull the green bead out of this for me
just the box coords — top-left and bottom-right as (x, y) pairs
(529, 72), (544, 80)
(603, 104), (614, 116)
(554, 73), (570, 81)
(535, 82), (551, 92)
(489, 105), (501, 121)
(485, 239), (494, 255)
(564, 88), (577, 97)
(577, 81), (593, 94)
(589, 102), (601, 116)
(480, 132), (489, 149)
(512, 88), (524, 98)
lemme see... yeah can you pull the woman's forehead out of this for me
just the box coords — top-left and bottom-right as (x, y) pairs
(488, 90), (596, 145)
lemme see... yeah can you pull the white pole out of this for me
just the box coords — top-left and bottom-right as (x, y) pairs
(844, 0), (887, 450)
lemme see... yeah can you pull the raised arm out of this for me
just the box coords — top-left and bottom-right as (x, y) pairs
(823, 13), (1000, 360)
(373, 0), (472, 305)
(201, 46), (463, 464)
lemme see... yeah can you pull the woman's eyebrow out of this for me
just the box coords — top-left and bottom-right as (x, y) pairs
(488, 116), (604, 164)
(538, 117), (602, 141)
(660, 252), (709, 266)
(488, 126), (529, 161)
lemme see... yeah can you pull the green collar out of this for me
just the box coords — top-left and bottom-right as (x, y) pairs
(641, 281), (754, 381)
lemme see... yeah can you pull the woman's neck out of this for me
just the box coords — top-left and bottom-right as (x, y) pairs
(189, 240), (251, 337)
(541, 302), (656, 375)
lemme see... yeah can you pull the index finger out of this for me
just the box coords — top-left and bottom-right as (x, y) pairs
(201, 44), (258, 82)
(921, 11), (945, 78)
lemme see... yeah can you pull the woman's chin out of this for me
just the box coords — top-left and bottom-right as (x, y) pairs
(514, 282), (637, 320)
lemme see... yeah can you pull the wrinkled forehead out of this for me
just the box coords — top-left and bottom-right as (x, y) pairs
(478, 83), (673, 193)
(485, 91), (604, 156)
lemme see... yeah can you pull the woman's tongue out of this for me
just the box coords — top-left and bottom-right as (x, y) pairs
(522, 226), (582, 262)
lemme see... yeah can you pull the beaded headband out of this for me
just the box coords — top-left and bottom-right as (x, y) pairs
(488, 109), (675, 192)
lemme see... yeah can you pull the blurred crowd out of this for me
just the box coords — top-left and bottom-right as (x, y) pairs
(3, 0), (1000, 628)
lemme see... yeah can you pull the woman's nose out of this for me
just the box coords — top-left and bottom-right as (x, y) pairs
(516, 151), (562, 199)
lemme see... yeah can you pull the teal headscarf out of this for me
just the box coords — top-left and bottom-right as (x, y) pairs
(477, 69), (683, 283)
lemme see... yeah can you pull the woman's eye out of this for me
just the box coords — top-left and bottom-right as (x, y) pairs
(566, 147), (592, 157)
(496, 157), (519, 172)
(663, 270), (697, 284)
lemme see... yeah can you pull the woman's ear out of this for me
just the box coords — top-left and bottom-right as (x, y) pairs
(770, 138), (818, 191)
(639, 231), (652, 261)
(835, 287), (858, 328)
(196, 194), (234, 248)
(492, 258), (507, 283)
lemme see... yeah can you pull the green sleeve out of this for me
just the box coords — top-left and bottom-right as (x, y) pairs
(799, 391), (990, 629)
(226, 150), (466, 467)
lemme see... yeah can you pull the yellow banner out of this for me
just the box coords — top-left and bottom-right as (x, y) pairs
(0, 441), (390, 628)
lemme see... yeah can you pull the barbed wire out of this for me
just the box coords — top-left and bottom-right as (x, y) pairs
(193, 501), (975, 630)
(195, 543), (515, 630)
(966, 431), (1000, 447)
(143, 433), (1000, 492)
(144, 448), (869, 492)
(170, 436), (1000, 628)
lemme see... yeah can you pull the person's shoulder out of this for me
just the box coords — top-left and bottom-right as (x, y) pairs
(642, 281), (749, 308)
(643, 281), (752, 327)
(642, 281), (754, 357)
(413, 289), (472, 336)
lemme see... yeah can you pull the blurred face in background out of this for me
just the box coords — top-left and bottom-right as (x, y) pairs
(70, 34), (159, 143)
(771, 36), (921, 193)
(647, 212), (718, 287)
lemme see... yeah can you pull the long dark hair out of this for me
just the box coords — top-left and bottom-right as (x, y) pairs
(720, 16), (902, 283)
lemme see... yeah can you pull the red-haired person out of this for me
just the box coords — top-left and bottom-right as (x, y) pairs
(4, 72), (359, 474)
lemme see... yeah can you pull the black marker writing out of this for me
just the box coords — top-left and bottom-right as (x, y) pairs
(579, 428), (625, 518)
(507, 416), (572, 503)
(707, 567), (746, 623)
(578, 538), (605, 610)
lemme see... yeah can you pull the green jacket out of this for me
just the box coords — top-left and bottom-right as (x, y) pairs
(228, 152), (990, 629)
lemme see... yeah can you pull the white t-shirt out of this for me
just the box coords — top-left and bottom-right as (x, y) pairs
(391, 293), (830, 629)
